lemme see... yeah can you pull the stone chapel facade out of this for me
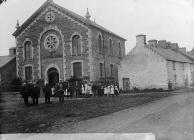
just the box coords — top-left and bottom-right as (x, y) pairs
(13, 0), (125, 84)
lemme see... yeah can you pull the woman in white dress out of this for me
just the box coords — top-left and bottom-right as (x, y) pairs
(110, 85), (114, 97)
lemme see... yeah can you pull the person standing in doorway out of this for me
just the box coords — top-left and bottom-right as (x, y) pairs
(43, 82), (51, 103)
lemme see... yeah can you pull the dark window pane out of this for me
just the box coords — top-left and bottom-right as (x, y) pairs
(25, 66), (32, 81)
(73, 62), (82, 77)
(100, 63), (103, 77)
(98, 35), (102, 54)
(72, 35), (81, 55)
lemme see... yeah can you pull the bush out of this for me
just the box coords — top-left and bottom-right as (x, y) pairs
(10, 77), (22, 92)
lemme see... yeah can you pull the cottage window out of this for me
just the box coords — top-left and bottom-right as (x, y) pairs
(25, 66), (33, 81)
(100, 63), (103, 77)
(73, 62), (82, 78)
(182, 63), (185, 70)
(24, 41), (32, 60)
(98, 35), (103, 54)
(173, 61), (176, 70)
(72, 35), (81, 56)
(174, 74), (177, 85)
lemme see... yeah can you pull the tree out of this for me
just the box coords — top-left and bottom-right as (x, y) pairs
(0, 0), (6, 5)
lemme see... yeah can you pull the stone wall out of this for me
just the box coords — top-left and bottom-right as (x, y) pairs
(90, 27), (125, 82)
(16, 5), (90, 81)
(118, 45), (168, 90)
(166, 61), (193, 88)
(0, 58), (16, 84)
(15, 3), (125, 83)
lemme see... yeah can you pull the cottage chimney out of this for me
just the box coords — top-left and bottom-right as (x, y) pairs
(148, 40), (157, 47)
(9, 47), (16, 56)
(158, 40), (167, 48)
(47, 0), (53, 3)
(179, 47), (186, 53)
(136, 34), (146, 47)
(169, 43), (179, 50)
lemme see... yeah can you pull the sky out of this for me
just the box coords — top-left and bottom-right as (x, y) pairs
(0, 0), (194, 56)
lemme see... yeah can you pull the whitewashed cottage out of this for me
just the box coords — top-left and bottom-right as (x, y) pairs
(118, 34), (194, 91)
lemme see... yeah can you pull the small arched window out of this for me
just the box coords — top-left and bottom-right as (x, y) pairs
(72, 35), (81, 56)
(98, 34), (103, 54)
(24, 41), (32, 60)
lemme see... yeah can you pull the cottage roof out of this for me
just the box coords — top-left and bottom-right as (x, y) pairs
(13, 0), (126, 40)
(146, 46), (193, 63)
(176, 50), (194, 62)
(0, 56), (15, 68)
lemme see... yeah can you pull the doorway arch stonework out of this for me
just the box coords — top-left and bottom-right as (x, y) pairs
(45, 64), (60, 84)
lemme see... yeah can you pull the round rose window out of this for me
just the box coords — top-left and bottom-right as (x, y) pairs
(45, 11), (55, 22)
(44, 34), (59, 51)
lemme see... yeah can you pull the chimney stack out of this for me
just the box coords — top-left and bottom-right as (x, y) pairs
(158, 40), (167, 48)
(169, 43), (179, 50)
(179, 47), (186, 53)
(136, 34), (146, 47)
(148, 40), (157, 47)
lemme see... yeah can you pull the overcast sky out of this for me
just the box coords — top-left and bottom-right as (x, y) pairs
(0, 0), (194, 56)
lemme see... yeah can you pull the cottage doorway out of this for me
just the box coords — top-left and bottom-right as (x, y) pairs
(123, 78), (130, 91)
(47, 67), (59, 85)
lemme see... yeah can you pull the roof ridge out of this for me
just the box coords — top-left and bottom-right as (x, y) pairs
(146, 45), (194, 63)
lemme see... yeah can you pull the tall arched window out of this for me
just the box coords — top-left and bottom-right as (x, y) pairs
(118, 42), (121, 58)
(24, 41), (32, 60)
(72, 35), (81, 56)
(109, 38), (112, 56)
(98, 34), (102, 54)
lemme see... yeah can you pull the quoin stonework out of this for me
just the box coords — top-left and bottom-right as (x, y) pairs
(12, 0), (126, 84)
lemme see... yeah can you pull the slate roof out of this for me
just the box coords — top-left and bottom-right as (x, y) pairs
(146, 46), (194, 63)
(176, 50), (194, 62)
(0, 55), (15, 68)
(13, 0), (126, 40)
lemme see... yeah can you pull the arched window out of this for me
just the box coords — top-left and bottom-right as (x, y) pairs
(72, 35), (81, 56)
(109, 38), (112, 56)
(98, 34), (102, 54)
(110, 64), (114, 77)
(24, 41), (32, 60)
(118, 42), (121, 58)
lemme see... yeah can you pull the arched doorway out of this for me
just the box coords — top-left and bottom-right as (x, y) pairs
(47, 67), (59, 85)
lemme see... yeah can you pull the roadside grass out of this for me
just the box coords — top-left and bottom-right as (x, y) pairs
(0, 92), (172, 133)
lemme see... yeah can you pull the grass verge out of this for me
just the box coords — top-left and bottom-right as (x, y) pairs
(0, 92), (172, 133)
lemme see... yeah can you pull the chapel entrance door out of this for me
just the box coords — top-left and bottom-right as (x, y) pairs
(47, 67), (59, 86)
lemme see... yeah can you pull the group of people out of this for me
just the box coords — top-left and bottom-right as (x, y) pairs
(20, 81), (40, 106)
(103, 84), (119, 97)
(20, 80), (120, 106)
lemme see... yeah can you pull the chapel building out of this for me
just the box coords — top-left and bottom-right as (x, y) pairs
(13, 0), (126, 85)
